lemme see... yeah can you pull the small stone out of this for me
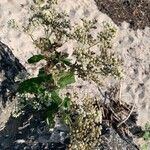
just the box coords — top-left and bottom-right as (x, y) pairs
(15, 139), (26, 144)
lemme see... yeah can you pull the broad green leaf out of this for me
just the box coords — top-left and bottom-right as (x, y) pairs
(28, 54), (45, 64)
(57, 72), (75, 88)
(18, 74), (53, 94)
(51, 91), (62, 105)
(63, 97), (70, 109)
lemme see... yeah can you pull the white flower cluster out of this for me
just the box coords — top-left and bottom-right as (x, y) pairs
(73, 23), (122, 83)
(69, 95), (102, 150)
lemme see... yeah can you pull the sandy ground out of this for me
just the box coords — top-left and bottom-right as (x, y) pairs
(0, 0), (150, 147)
(0, 0), (41, 76)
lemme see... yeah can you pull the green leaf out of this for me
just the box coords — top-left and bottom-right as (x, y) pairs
(46, 101), (59, 127)
(46, 113), (55, 128)
(143, 132), (150, 141)
(63, 113), (72, 126)
(18, 74), (53, 94)
(38, 67), (47, 77)
(51, 91), (62, 105)
(61, 58), (71, 66)
(141, 144), (148, 150)
(63, 97), (70, 109)
(57, 72), (75, 88)
(28, 54), (45, 64)
(145, 122), (150, 130)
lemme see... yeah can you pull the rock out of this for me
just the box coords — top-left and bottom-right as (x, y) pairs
(99, 121), (139, 150)
(0, 41), (26, 108)
(0, 41), (27, 140)
(50, 114), (70, 144)
(0, 110), (70, 149)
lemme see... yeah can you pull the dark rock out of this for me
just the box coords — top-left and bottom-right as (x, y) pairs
(0, 110), (70, 150)
(99, 121), (139, 150)
(0, 41), (26, 108)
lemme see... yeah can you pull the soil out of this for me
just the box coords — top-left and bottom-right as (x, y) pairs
(94, 0), (150, 30)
